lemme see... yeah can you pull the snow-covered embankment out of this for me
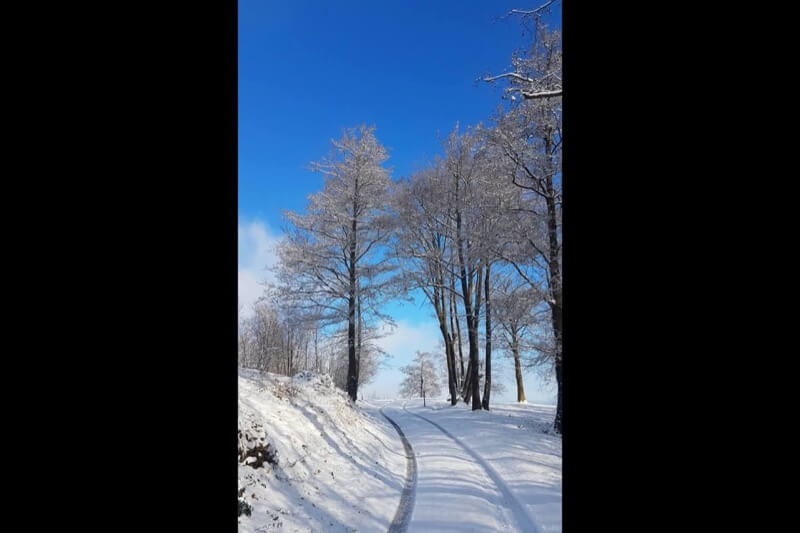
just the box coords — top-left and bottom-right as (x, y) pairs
(238, 369), (407, 532)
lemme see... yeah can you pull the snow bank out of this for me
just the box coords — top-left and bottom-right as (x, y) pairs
(238, 369), (406, 532)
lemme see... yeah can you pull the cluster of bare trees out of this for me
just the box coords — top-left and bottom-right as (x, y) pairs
(392, 114), (560, 415)
(391, 10), (562, 430)
(241, 5), (562, 432)
(238, 298), (324, 378)
(238, 297), (384, 393)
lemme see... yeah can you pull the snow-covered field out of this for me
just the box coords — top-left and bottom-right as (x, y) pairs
(239, 369), (561, 532)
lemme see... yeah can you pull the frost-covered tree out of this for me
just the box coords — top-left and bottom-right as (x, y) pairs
(483, 10), (562, 432)
(449, 265), (466, 390)
(326, 321), (388, 391)
(488, 98), (562, 430)
(473, 143), (520, 411)
(493, 276), (548, 403)
(276, 125), (397, 402)
(483, 2), (562, 101)
(399, 351), (441, 406)
(241, 299), (282, 372)
(393, 163), (461, 405)
(442, 124), (490, 411)
(238, 295), (323, 378)
(393, 124), (517, 411)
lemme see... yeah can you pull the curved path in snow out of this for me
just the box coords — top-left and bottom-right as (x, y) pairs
(402, 405), (540, 533)
(380, 406), (418, 533)
(378, 401), (541, 532)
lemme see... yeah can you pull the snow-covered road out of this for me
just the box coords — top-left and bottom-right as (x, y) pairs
(375, 399), (562, 533)
(379, 407), (417, 533)
(238, 370), (561, 532)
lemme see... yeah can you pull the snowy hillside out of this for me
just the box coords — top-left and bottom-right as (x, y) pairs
(238, 369), (407, 533)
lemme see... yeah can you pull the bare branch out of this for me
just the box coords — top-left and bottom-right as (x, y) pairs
(521, 88), (562, 100)
(481, 72), (536, 85)
(504, 1), (557, 19)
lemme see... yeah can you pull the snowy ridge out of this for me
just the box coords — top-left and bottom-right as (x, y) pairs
(238, 369), (407, 532)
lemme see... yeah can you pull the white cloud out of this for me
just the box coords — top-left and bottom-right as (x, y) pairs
(358, 319), (443, 399)
(238, 217), (281, 319)
(375, 319), (443, 363)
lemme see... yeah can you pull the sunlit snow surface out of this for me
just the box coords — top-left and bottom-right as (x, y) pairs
(238, 369), (561, 532)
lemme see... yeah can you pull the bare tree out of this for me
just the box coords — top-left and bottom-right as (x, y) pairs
(442, 124), (490, 411)
(277, 125), (397, 401)
(482, 262), (494, 409)
(246, 299), (283, 372)
(493, 275), (548, 402)
(483, 3), (562, 101)
(483, 14), (562, 431)
(449, 265), (465, 389)
(327, 320), (389, 391)
(475, 145), (518, 411)
(239, 294), (323, 378)
(394, 163), (460, 405)
(399, 351), (441, 407)
(490, 106), (562, 430)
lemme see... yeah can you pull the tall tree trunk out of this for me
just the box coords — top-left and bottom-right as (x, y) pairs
(450, 271), (464, 390)
(459, 263), (483, 409)
(438, 321), (456, 405)
(447, 294), (460, 391)
(346, 192), (358, 402)
(356, 278), (362, 389)
(543, 156), (562, 434)
(554, 353), (562, 430)
(347, 287), (356, 401)
(454, 199), (482, 409)
(463, 286), (482, 410)
(482, 263), (492, 410)
(461, 357), (473, 403)
(287, 328), (292, 376)
(447, 339), (457, 405)
(314, 326), (319, 373)
(437, 275), (458, 406)
(511, 327), (526, 402)
(470, 264), (484, 408)
(421, 366), (425, 407)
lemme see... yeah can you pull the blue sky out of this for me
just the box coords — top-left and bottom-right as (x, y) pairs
(239, 0), (561, 404)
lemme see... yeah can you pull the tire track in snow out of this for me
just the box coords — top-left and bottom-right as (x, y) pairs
(403, 405), (541, 533)
(380, 406), (418, 533)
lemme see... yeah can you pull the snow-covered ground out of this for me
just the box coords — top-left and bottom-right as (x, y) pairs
(388, 399), (562, 532)
(239, 369), (561, 532)
(238, 369), (407, 532)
